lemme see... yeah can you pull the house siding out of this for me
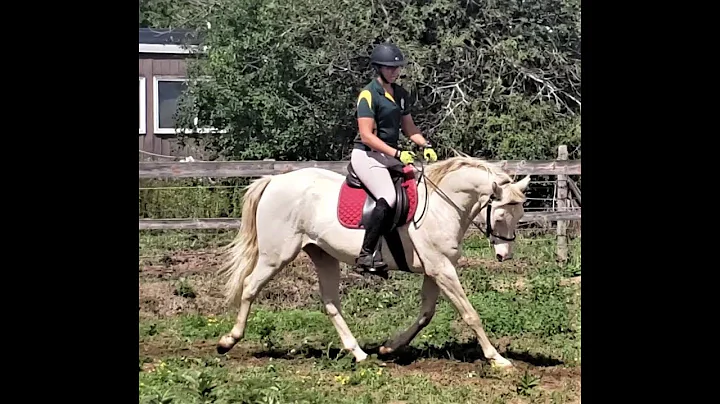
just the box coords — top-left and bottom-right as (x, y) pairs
(139, 54), (192, 159)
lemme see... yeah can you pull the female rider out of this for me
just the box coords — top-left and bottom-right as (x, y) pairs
(352, 42), (438, 277)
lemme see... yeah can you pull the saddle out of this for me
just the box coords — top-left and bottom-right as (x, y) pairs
(336, 161), (419, 273)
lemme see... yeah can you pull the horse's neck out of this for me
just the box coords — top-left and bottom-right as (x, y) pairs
(418, 176), (481, 239)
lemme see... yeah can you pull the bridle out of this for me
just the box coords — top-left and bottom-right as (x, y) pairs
(410, 157), (518, 244)
(476, 196), (518, 243)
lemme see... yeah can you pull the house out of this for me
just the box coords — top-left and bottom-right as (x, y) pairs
(139, 27), (204, 159)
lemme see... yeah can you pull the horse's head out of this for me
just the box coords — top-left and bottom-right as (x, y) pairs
(423, 155), (531, 262)
(484, 175), (530, 261)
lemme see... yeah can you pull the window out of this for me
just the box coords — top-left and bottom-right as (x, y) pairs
(139, 77), (146, 134)
(153, 76), (187, 134)
(153, 76), (223, 135)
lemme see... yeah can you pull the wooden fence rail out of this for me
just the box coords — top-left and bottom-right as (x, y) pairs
(139, 159), (581, 178)
(139, 147), (580, 260)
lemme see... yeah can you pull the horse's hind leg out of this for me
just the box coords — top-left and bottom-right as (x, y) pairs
(217, 235), (302, 354)
(380, 275), (439, 355)
(304, 244), (368, 362)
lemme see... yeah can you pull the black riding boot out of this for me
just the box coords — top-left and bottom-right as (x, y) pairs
(355, 198), (392, 278)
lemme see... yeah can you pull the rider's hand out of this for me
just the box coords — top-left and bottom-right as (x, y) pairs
(396, 150), (416, 165)
(423, 147), (438, 162)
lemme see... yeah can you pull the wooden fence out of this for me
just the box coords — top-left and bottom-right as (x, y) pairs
(139, 159), (581, 178)
(139, 146), (581, 260)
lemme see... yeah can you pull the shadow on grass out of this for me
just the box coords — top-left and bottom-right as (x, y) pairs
(252, 340), (563, 367)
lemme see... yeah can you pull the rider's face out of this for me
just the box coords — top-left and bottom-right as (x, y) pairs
(380, 66), (402, 83)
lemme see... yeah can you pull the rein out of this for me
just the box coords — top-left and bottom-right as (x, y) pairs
(409, 157), (516, 243)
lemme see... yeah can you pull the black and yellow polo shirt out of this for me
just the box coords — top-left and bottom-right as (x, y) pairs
(353, 78), (412, 150)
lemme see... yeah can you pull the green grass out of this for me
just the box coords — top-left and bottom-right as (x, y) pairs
(139, 178), (250, 219)
(139, 230), (580, 403)
(139, 355), (579, 404)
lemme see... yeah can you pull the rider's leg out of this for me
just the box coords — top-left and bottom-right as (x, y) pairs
(350, 149), (397, 207)
(350, 150), (397, 273)
(357, 197), (392, 271)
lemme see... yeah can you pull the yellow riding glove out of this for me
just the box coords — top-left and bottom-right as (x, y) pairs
(423, 147), (438, 162)
(397, 150), (416, 165)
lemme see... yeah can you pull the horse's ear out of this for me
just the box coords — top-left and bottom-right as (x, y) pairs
(515, 175), (531, 192)
(492, 182), (503, 199)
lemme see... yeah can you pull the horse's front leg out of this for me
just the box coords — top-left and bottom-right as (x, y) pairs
(426, 256), (513, 369)
(379, 275), (439, 355)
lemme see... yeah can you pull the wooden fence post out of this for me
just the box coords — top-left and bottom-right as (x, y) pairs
(556, 145), (569, 262)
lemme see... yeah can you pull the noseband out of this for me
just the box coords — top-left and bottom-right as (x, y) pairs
(477, 196), (517, 243)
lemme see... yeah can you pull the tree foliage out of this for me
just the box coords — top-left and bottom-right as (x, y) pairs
(139, 0), (220, 28)
(152, 0), (581, 161)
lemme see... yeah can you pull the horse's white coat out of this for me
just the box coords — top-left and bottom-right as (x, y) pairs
(215, 156), (530, 369)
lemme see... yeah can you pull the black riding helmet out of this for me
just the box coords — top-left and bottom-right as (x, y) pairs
(370, 43), (407, 83)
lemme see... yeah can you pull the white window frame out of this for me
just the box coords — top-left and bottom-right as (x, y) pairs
(153, 75), (225, 135)
(139, 77), (146, 134)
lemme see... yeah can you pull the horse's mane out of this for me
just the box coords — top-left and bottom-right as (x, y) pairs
(423, 150), (524, 201)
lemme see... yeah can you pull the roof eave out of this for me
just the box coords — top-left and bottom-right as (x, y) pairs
(138, 43), (206, 54)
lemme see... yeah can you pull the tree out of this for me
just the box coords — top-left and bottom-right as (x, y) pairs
(171, 0), (581, 162)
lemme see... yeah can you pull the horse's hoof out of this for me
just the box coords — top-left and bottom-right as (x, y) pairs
(379, 346), (393, 355)
(354, 350), (369, 362)
(490, 357), (514, 370)
(216, 335), (237, 354)
(368, 270), (389, 280)
(353, 268), (389, 280)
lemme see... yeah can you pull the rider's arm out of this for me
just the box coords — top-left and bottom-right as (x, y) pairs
(398, 89), (431, 148)
(357, 90), (399, 157)
(401, 114), (431, 148)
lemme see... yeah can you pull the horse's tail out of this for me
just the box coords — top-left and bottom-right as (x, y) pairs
(217, 175), (273, 307)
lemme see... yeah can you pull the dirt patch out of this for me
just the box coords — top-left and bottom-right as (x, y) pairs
(457, 256), (533, 274)
(140, 337), (232, 359)
(140, 250), (225, 279)
(139, 251), (321, 318)
(139, 251), (390, 318)
(139, 269), (322, 319)
(140, 250), (318, 280)
(387, 358), (489, 385)
(537, 366), (581, 392)
(560, 276), (581, 286)
(385, 357), (579, 389)
(140, 273), (226, 318)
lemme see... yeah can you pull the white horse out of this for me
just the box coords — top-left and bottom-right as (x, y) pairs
(215, 155), (531, 369)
